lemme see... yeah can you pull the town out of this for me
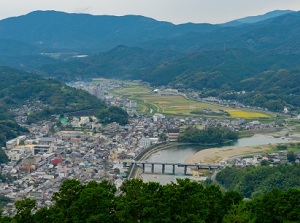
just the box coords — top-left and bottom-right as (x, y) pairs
(1, 79), (299, 215)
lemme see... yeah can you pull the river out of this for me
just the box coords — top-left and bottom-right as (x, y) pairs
(141, 135), (290, 184)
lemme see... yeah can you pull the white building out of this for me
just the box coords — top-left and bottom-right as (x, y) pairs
(139, 137), (151, 148)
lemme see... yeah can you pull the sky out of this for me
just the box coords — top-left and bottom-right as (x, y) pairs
(1, 0), (300, 24)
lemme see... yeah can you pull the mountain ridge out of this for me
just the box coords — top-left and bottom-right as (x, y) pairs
(1, 10), (300, 111)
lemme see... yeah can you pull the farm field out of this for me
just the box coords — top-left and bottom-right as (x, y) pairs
(110, 81), (273, 120)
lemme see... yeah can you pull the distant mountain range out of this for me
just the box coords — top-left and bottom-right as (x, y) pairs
(0, 10), (217, 53)
(221, 10), (294, 27)
(1, 10), (300, 112)
(0, 10), (296, 54)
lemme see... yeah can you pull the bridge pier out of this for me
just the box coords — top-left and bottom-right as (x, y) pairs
(184, 166), (187, 175)
(127, 161), (221, 175)
(142, 163), (145, 173)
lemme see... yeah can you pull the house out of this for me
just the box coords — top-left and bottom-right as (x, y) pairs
(167, 129), (180, 142)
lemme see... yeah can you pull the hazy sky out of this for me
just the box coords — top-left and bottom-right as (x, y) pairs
(1, 0), (300, 24)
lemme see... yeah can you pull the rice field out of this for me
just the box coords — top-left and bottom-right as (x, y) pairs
(227, 110), (270, 119)
(110, 81), (272, 119)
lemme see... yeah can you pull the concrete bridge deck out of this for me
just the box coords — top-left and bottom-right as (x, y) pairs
(124, 161), (223, 175)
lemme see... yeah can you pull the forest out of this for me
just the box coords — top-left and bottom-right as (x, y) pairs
(97, 106), (129, 126)
(1, 178), (300, 223)
(178, 127), (238, 144)
(216, 164), (300, 198)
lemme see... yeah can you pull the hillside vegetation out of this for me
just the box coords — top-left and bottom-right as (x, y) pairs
(0, 66), (106, 120)
(216, 163), (300, 198)
(2, 178), (300, 223)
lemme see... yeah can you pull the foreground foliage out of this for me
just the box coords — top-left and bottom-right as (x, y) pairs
(2, 178), (300, 223)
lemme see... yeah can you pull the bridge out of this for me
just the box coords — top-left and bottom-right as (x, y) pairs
(124, 161), (224, 175)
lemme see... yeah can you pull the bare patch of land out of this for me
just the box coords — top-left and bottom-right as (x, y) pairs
(184, 144), (274, 164)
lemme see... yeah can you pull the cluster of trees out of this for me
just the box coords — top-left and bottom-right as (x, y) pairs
(190, 109), (230, 116)
(0, 120), (29, 164)
(97, 106), (129, 126)
(2, 178), (300, 223)
(0, 196), (11, 209)
(178, 127), (238, 144)
(0, 120), (29, 147)
(216, 164), (300, 198)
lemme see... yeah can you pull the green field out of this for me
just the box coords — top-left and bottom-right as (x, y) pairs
(110, 82), (273, 119)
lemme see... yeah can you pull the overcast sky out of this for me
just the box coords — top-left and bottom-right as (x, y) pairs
(1, 0), (300, 24)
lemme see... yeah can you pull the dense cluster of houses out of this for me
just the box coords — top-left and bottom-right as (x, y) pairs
(1, 80), (293, 214)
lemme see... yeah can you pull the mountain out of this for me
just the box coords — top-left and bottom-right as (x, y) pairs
(141, 11), (300, 53)
(0, 10), (218, 53)
(37, 11), (300, 111)
(37, 45), (183, 81)
(221, 10), (295, 27)
(0, 10), (297, 55)
(2, 10), (300, 111)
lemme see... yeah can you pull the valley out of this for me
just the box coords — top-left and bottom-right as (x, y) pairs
(108, 79), (272, 119)
(1, 7), (300, 222)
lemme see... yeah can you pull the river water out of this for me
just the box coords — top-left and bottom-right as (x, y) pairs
(141, 135), (290, 184)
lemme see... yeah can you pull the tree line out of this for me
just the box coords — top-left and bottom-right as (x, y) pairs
(1, 178), (300, 223)
(178, 127), (238, 145)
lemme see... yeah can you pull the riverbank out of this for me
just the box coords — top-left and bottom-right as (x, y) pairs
(131, 127), (299, 180)
(184, 143), (274, 164)
(184, 129), (295, 165)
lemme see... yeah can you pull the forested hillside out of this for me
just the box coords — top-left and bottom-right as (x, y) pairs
(216, 164), (300, 198)
(2, 178), (300, 223)
(0, 66), (106, 120)
(0, 67), (129, 162)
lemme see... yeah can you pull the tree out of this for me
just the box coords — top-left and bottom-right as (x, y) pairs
(116, 179), (164, 222)
(222, 202), (256, 223)
(52, 179), (85, 222)
(14, 198), (36, 223)
(158, 133), (168, 142)
(260, 159), (269, 166)
(70, 181), (117, 223)
(287, 151), (296, 162)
